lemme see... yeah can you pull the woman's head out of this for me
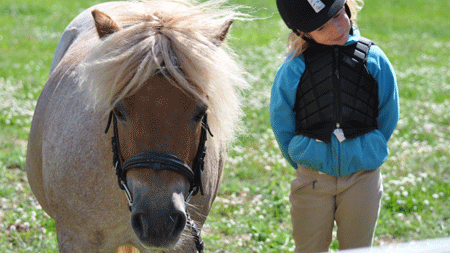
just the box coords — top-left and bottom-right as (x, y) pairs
(277, 0), (346, 33)
(279, 0), (364, 56)
(302, 6), (351, 46)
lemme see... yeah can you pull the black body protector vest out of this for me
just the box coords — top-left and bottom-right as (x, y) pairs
(294, 37), (379, 143)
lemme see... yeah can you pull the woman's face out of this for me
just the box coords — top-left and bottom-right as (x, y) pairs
(303, 7), (351, 46)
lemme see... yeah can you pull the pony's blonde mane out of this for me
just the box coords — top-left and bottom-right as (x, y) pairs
(79, 0), (249, 146)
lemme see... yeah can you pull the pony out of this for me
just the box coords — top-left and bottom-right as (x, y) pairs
(26, 1), (248, 252)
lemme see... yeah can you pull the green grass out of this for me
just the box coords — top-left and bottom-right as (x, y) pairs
(1, 0), (449, 252)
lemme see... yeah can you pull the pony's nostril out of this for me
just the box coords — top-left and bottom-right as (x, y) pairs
(170, 210), (186, 238)
(131, 212), (145, 239)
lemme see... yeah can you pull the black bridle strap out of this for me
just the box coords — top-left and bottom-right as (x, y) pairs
(105, 111), (126, 190)
(121, 152), (195, 184)
(189, 114), (212, 196)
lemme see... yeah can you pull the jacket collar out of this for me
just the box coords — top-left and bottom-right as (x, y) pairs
(344, 27), (360, 46)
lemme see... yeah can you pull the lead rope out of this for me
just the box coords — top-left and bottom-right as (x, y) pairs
(186, 212), (204, 253)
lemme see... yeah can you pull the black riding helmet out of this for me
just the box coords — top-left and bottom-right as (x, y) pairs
(277, 0), (350, 33)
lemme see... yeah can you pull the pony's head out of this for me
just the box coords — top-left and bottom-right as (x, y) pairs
(78, 0), (248, 250)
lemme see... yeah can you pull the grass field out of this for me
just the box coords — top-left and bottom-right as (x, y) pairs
(1, 0), (449, 252)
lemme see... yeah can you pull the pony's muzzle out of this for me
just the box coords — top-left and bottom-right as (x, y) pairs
(125, 163), (192, 249)
(130, 197), (187, 249)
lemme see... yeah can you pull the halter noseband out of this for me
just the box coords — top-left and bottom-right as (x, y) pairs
(104, 110), (212, 253)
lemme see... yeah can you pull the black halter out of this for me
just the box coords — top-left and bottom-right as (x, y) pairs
(104, 110), (212, 253)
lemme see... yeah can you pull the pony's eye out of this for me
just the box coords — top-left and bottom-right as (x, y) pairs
(113, 103), (127, 121)
(113, 108), (125, 121)
(195, 110), (207, 122)
(194, 101), (208, 123)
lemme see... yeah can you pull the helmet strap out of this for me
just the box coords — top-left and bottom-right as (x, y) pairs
(345, 3), (352, 19)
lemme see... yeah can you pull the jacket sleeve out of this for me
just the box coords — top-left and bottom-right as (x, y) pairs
(270, 56), (306, 168)
(367, 45), (400, 142)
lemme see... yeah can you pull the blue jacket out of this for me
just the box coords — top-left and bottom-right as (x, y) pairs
(270, 28), (399, 177)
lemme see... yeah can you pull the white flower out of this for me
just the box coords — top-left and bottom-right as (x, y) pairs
(9, 225), (16, 232)
(22, 222), (30, 229)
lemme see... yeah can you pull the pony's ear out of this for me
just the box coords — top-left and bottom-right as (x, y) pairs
(213, 19), (234, 46)
(91, 9), (121, 39)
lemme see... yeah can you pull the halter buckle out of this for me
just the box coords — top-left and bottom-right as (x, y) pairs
(185, 188), (197, 203)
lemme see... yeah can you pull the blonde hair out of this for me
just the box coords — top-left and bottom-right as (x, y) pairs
(286, 0), (364, 57)
(79, 0), (249, 146)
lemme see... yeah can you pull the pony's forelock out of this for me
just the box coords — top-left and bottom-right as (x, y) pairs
(79, 0), (249, 146)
